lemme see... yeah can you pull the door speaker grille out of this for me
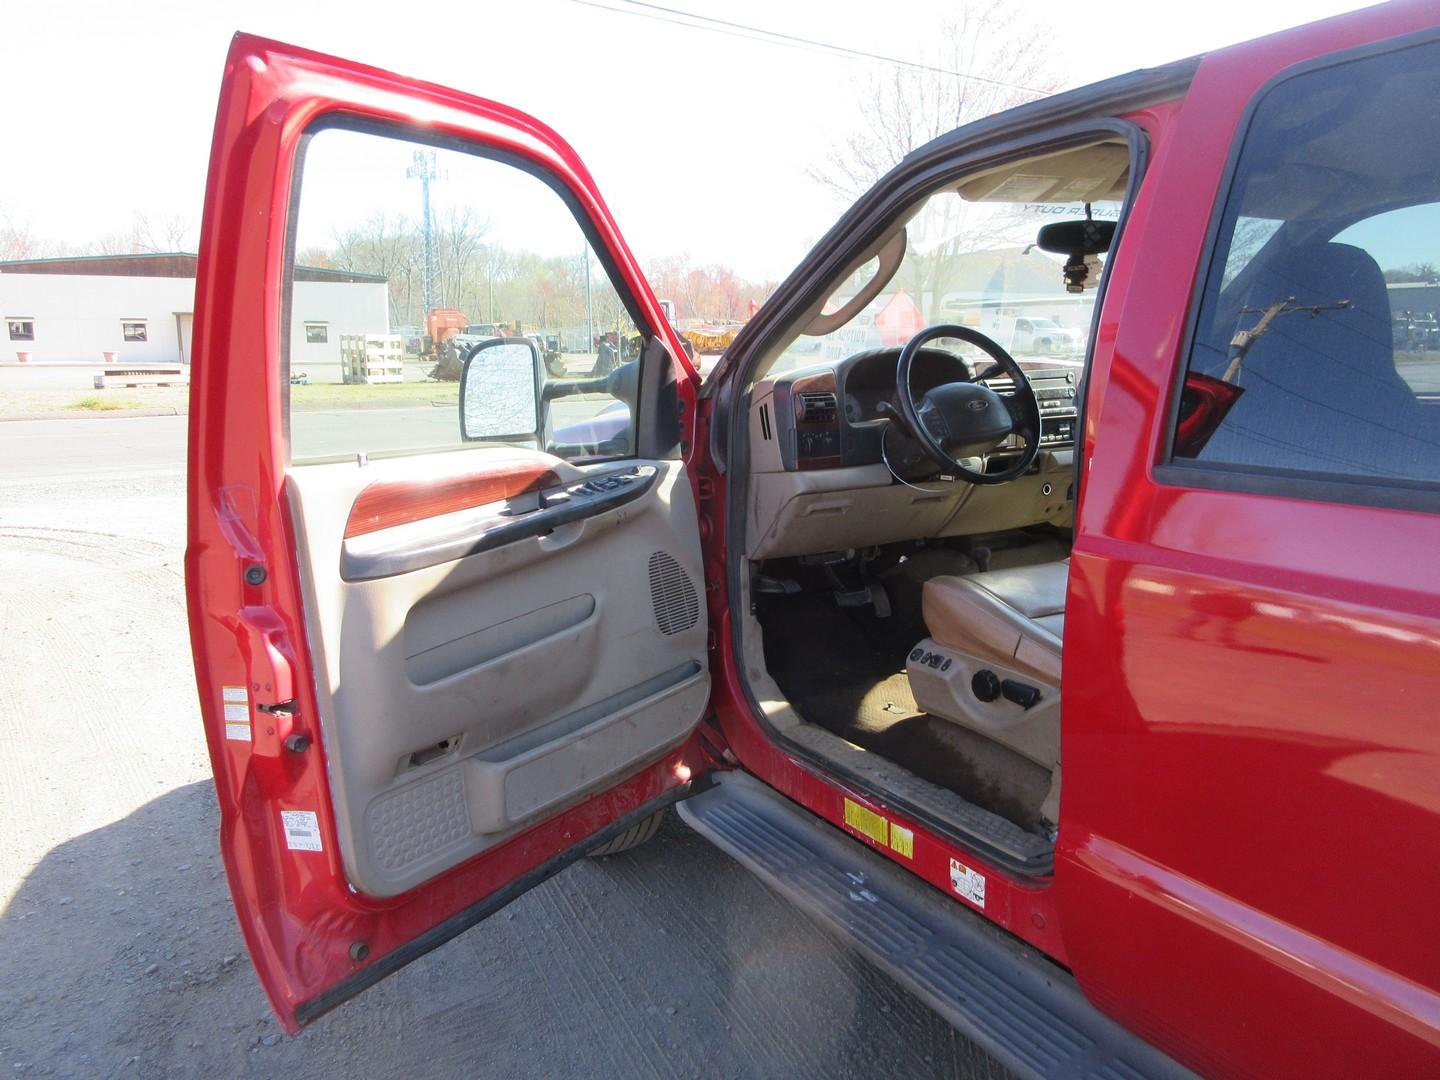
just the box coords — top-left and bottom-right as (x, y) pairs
(648, 550), (700, 636)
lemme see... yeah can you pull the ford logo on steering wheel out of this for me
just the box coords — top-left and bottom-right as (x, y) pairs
(967, 399), (990, 411)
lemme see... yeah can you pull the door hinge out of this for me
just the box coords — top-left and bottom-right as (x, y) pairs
(696, 476), (716, 500)
(257, 699), (298, 715)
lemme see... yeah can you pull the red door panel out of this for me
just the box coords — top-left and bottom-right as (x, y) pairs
(1060, 5), (1440, 1076)
(187, 34), (705, 1031)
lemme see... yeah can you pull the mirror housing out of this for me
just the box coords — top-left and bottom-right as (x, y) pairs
(1035, 218), (1115, 257)
(459, 338), (543, 442)
(1036, 218), (1115, 295)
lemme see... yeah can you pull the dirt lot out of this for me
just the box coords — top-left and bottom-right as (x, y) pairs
(0, 416), (1008, 1080)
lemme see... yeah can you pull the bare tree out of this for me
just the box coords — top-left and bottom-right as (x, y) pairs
(0, 207), (46, 261)
(431, 207), (490, 315)
(85, 211), (197, 256)
(332, 211), (420, 325)
(809, 3), (1063, 202)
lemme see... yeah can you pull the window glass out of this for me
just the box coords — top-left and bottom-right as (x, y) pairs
(764, 190), (1118, 380)
(288, 126), (640, 465)
(7, 318), (34, 341)
(122, 321), (147, 342)
(1219, 216), (1283, 290)
(1172, 42), (1440, 486)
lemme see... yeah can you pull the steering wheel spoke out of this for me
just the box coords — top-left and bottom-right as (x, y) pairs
(1000, 390), (1037, 432)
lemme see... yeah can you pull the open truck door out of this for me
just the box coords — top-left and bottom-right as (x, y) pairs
(186, 34), (712, 1031)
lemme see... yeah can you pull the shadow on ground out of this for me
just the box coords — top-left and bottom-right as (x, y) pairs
(1, 782), (1008, 1080)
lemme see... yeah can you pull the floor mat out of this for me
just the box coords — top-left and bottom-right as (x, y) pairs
(759, 577), (1052, 834)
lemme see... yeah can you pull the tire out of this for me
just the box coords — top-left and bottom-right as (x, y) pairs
(586, 809), (666, 857)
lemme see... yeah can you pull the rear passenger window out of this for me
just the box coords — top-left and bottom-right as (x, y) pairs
(1171, 40), (1440, 488)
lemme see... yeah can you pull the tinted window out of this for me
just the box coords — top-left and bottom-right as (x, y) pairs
(1172, 42), (1440, 487)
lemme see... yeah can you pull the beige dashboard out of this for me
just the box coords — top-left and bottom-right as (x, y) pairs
(746, 377), (1075, 560)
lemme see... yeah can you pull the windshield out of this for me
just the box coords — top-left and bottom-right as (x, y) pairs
(763, 190), (1118, 379)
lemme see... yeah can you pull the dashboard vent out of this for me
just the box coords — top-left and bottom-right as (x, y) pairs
(648, 551), (700, 636)
(796, 391), (838, 424)
(759, 402), (772, 441)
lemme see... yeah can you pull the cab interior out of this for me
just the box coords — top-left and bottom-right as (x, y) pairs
(726, 138), (1130, 868)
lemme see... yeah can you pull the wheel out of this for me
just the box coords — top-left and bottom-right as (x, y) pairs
(586, 809), (666, 857)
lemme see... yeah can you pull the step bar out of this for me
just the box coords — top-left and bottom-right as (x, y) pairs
(677, 772), (1194, 1080)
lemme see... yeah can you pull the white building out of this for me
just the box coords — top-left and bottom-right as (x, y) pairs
(1, 253), (389, 366)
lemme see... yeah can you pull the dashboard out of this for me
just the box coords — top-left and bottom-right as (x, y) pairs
(746, 346), (1082, 559)
(765, 347), (1081, 473)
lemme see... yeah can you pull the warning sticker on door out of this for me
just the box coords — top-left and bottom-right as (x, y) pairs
(281, 810), (324, 852)
(949, 858), (986, 909)
(222, 685), (250, 738)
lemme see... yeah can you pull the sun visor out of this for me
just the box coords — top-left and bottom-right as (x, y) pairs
(956, 141), (1130, 204)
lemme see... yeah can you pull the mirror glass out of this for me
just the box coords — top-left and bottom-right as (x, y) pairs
(461, 342), (539, 440)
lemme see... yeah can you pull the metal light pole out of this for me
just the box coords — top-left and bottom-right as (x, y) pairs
(582, 240), (594, 353)
(407, 150), (440, 315)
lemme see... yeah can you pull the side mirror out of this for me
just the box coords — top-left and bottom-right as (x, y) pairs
(459, 338), (543, 442)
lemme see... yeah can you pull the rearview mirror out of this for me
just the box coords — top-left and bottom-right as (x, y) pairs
(1035, 218), (1115, 257)
(459, 338), (543, 442)
(1036, 218), (1115, 294)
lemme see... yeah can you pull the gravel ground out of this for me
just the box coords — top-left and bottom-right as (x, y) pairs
(0, 418), (1009, 1080)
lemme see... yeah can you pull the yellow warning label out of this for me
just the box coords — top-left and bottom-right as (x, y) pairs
(889, 824), (914, 859)
(843, 798), (889, 847)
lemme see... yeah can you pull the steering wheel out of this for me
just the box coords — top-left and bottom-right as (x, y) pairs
(893, 325), (1041, 485)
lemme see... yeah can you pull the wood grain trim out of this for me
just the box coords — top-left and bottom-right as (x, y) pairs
(344, 451), (564, 538)
(790, 370), (839, 425)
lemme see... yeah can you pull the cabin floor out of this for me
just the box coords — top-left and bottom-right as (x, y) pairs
(757, 541), (1065, 836)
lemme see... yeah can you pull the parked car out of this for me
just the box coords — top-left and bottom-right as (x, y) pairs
(1011, 316), (1085, 355)
(187, 8), (1440, 1077)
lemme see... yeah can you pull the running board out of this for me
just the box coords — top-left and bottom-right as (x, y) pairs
(677, 773), (1194, 1080)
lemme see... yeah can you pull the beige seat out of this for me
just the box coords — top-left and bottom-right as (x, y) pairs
(907, 561), (1069, 781)
(922, 561), (1068, 688)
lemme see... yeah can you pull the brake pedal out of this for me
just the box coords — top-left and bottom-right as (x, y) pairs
(833, 582), (891, 617)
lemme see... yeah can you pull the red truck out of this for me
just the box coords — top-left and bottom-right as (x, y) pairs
(187, 7), (1440, 1076)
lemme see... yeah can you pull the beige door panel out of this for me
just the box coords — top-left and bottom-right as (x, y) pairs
(286, 450), (709, 898)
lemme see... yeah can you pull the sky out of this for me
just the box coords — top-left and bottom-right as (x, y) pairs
(2, 0), (1379, 281)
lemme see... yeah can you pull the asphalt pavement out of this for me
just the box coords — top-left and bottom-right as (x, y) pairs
(0, 415), (1008, 1080)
